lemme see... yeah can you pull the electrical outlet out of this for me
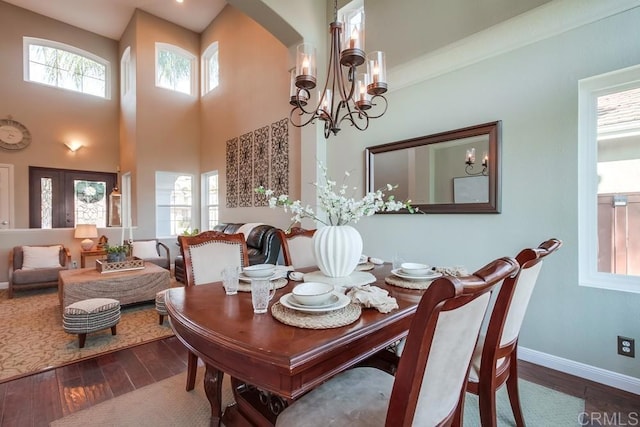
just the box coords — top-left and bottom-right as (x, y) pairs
(617, 336), (635, 358)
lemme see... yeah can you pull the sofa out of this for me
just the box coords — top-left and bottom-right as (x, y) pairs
(8, 245), (71, 298)
(174, 223), (282, 283)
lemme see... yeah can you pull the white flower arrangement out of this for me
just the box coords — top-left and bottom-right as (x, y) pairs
(255, 163), (416, 227)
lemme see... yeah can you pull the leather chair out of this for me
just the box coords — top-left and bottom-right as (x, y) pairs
(458, 238), (562, 427)
(276, 256), (519, 427)
(8, 245), (71, 299)
(178, 231), (250, 391)
(174, 223), (282, 283)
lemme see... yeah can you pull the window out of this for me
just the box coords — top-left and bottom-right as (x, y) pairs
(23, 37), (109, 99)
(156, 172), (194, 237)
(29, 167), (117, 228)
(120, 46), (131, 96)
(578, 64), (640, 293)
(202, 42), (219, 95)
(155, 43), (196, 95)
(202, 171), (219, 230)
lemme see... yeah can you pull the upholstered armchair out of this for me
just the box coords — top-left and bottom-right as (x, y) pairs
(130, 240), (170, 270)
(8, 245), (71, 298)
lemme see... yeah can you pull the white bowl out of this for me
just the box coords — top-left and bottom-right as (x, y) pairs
(243, 264), (276, 278)
(400, 262), (431, 276)
(291, 282), (334, 306)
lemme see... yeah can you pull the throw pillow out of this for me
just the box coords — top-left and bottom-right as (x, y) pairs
(21, 245), (63, 270)
(131, 241), (159, 259)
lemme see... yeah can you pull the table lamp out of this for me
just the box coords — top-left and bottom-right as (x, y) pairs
(75, 224), (98, 251)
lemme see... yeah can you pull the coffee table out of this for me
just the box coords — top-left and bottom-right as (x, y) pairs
(58, 262), (170, 308)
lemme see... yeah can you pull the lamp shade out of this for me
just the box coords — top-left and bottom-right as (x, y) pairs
(75, 224), (98, 250)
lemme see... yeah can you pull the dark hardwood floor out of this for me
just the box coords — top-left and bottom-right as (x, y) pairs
(0, 336), (637, 426)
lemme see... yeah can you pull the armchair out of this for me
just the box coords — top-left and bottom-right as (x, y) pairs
(130, 240), (170, 270)
(8, 245), (71, 299)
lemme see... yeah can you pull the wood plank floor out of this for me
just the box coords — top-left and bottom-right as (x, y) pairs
(0, 336), (637, 426)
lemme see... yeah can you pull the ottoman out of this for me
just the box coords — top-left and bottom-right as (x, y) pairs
(63, 298), (121, 348)
(155, 289), (169, 325)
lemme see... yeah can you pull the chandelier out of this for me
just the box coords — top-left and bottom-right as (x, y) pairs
(289, 0), (388, 139)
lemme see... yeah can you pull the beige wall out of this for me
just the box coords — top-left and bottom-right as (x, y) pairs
(0, 1), (120, 229)
(200, 6), (300, 230)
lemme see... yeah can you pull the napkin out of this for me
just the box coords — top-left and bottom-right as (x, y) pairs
(433, 266), (468, 277)
(347, 285), (399, 313)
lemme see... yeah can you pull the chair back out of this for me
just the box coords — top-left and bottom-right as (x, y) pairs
(278, 227), (316, 269)
(496, 238), (563, 348)
(387, 256), (519, 426)
(179, 231), (250, 286)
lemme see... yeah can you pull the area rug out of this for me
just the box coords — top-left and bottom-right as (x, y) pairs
(50, 371), (583, 426)
(0, 288), (174, 383)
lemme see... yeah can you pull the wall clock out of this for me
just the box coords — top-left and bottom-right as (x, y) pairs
(0, 118), (32, 151)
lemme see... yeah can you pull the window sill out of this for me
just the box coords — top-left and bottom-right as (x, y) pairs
(579, 276), (640, 294)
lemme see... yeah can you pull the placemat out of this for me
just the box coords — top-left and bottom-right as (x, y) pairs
(238, 277), (288, 292)
(356, 262), (375, 271)
(271, 302), (362, 329)
(385, 275), (436, 290)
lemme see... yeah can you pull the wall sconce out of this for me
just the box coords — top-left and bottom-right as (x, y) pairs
(65, 140), (84, 152)
(465, 148), (488, 176)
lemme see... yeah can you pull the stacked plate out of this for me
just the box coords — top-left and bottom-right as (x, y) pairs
(279, 282), (350, 313)
(391, 262), (442, 281)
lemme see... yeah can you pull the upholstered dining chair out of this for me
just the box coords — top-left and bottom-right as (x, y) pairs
(277, 227), (316, 269)
(458, 238), (562, 427)
(275, 256), (519, 427)
(178, 231), (250, 391)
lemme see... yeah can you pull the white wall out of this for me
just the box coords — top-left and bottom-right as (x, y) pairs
(323, 5), (640, 379)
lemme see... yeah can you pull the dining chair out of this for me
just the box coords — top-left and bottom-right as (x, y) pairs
(178, 231), (250, 391)
(277, 227), (316, 269)
(275, 256), (519, 427)
(458, 238), (562, 427)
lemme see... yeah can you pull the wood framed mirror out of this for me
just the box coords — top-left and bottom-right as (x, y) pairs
(366, 121), (501, 214)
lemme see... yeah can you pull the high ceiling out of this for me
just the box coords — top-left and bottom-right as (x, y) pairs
(3, 0), (227, 40)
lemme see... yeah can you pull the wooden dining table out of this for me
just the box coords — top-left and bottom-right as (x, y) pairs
(164, 263), (426, 426)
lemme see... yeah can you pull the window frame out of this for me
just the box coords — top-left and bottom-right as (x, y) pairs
(155, 42), (197, 96)
(578, 64), (640, 294)
(202, 41), (219, 96)
(23, 37), (111, 99)
(201, 170), (219, 231)
(120, 46), (132, 97)
(155, 171), (196, 238)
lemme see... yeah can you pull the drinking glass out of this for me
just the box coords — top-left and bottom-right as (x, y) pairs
(392, 252), (405, 270)
(222, 266), (240, 295)
(251, 278), (276, 314)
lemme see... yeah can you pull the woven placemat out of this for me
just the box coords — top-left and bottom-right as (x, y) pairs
(385, 275), (437, 290)
(271, 302), (362, 329)
(356, 262), (375, 271)
(238, 277), (288, 292)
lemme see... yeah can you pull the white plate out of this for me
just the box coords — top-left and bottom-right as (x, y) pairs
(239, 272), (281, 282)
(391, 268), (442, 281)
(279, 292), (350, 313)
(287, 294), (340, 309)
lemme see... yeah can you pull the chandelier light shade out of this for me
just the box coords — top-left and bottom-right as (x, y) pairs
(75, 223), (98, 251)
(289, 0), (388, 138)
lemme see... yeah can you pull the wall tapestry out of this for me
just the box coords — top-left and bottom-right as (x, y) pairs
(225, 117), (289, 209)
(226, 138), (239, 208)
(271, 118), (289, 198)
(253, 125), (270, 207)
(238, 131), (254, 207)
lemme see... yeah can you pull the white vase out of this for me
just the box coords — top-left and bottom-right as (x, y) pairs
(313, 225), (363, 278)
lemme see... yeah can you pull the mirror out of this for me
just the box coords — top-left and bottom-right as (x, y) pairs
(366, 121), (501, 213)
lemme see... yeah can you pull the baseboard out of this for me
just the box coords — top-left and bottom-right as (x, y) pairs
(519, 346), (640, 395)
(0, 281), (7, 290)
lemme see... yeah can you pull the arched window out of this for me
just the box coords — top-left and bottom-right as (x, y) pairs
(155, 43), (196, 96)
(23, 37), (110, 99)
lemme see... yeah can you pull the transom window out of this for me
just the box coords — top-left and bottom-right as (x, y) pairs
(155, 43), (196, 95)
(23, 37), (109, 99)
(120, 46), (132, 96)
(202, 42), (219, 95)
(578, 64), (640, 293)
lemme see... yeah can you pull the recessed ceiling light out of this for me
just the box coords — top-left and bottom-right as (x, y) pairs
(176, 0), (184, 3)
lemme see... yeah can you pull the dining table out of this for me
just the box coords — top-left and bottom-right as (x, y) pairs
(164, 263), (426, 426)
